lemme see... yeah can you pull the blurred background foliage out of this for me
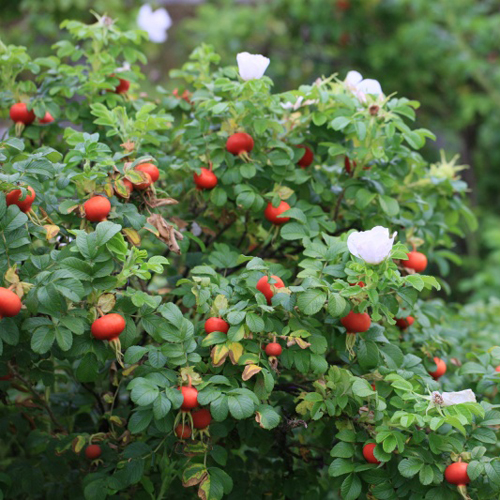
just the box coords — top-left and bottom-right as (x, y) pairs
(1, 0), (500, 301)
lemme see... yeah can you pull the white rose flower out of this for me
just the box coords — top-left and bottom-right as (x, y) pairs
(345, 70), (383, 102)
(432, 389), (477, 406)
(236, 52), (270, 81)
(347, 226), (397, 265)
(137, 5), (172, 44)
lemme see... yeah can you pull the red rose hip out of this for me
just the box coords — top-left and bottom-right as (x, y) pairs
(192, 408), (212, 429)
(84, 196), (111, 222)
(6, 186), (36, 213)
(135, 163), (159, 183)
(226, 132), (254, 155)
(264, 201), (291, 225)
(445, 462), (470, 485)
(297, 145), (314, 168)
(175, 423), (192, 439)
(91, 314), (126, 341)
(179, 386), (198, 410)
(265, 342), (282, 357)
(404, 251), (428, 273)
(115, 78), (130, 94)
(256, 275), (285, 304)
(341, 311), (371, 333)
(0, 288), (22, 318)
(9, 103), (35, 125)
(362, 443), (380, 464)
(396, 316), (414, 330)
(85, 444), (102, 460)
(193, 168), (218, 190)
(204, 317), (229, 334)
(428, 357), (446, 379)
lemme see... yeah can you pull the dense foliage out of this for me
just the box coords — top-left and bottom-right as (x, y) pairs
(1, 14), (500, 500)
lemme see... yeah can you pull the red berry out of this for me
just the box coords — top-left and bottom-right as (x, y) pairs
(173, 88), (192, 103)
(350, 281), (365, 287)
(428, 357), (446, 379)
(341, 311), (371, 333)
(0, 372), (13, 381)
(192, 408), (212, 429)
(265, 342), (282, 357)
(226, 132), (254, 155)
(84, 196), (111, 222)
(395, 316), (415, 330)
(362, 443), (380, 464)
(133, 172), (153, 190)
(344, 156), (356, 174)
(9, 103), (35, 125)
(91, 314), (126, 341)
(85, 444), (102, 460)
(495, 366), (500, 373)
(6, 186), (36, 213)
(337, 0), (351, 11)
(179, 386), (198, 410)
(175, 423), (192, 439)
(193, 168), (218, 190)
(39, 112), (54, 124)
(204, 317), (229, 334)
(264, 201), (291, 225)
(297, 145), (314, 168)
(115, 78), (130, 94)
(0, 288), (22, 319)
(445, 462), (470, 486)
(256, 275), (285, 304)
(135, 163), (159, 183)
(404, 251), (428, 273)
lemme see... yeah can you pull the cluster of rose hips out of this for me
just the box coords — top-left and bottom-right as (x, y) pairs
(362, 443), (471, 490)
(174, 385), (212, 439)
(193, 131), (314, 226)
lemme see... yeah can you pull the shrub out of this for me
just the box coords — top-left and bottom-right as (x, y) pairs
(0, 14), (498, 500)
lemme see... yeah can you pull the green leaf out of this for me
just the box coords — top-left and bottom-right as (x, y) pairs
(227, 394), (254, 419)
(341, 474), (362, 500)
(328, 293), (348, 317)
(31, 327), (55, 354)
(55, 326), (73, 351)
(255, 404), (280, 429)
(378, 195), (399, 216)
(95, 221), (123, 246)
(245, 313), (264, 333)
(398, 458), (423, 478)
(297, 289), (326, 315)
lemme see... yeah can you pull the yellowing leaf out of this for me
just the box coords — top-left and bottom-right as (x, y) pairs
(242, 364), (262, 381)
(43, 224), (60, 240)
(295, 338), (311, 350)
(182, 464), (207, 488)
(4, 267), (19, 284)
(211, 344), (229, 367)
(123, 227), (141, 246)
(227, 342), (243, 364)
(97, 293), (116, 313)
(212, 294), (229, 316)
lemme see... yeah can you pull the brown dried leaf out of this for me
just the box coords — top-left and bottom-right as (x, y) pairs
(146, 214), (184, 254)
(170, 216), (189, 229)
(146, 197), (179, 208)
(120, 141), (136, 152)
